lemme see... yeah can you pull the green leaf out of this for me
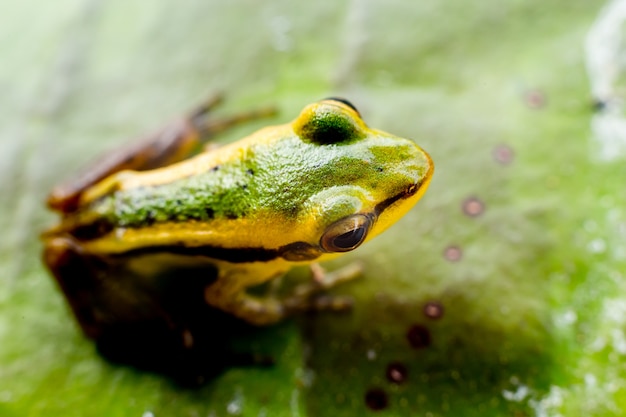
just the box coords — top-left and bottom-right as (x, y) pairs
(2, 1), (622, 416)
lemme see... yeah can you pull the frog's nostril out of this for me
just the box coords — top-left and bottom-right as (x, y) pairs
(406, 183), (418, 196)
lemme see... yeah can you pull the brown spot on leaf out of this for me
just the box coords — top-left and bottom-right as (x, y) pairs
(406, 324), (431, 349)
(364, 388), (388, 411)
(524, 90), (546, 109)
(493, 144), (514, 165)
(386, 362), (408, 384)
(443, 245), (462, 262)
(462, 197), (484, 217)
(423, 301), (444, 319)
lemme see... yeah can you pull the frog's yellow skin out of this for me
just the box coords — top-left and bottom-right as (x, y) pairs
(43, 97), (433, 342)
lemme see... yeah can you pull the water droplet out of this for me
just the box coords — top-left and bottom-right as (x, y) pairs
(226, 389), (244, 415)
(502, 384), (530, 402)
(588, 238), (606, 253)
(585, 373), (597, 387)
(555, 310), (577, 327)
(227, 402), (242, 415)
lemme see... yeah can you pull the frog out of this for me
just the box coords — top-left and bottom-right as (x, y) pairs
(42, 95), (433, 354)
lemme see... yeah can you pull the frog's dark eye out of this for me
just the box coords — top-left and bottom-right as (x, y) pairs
(324, 97), (360, 116)
(320, 214), (372, 253)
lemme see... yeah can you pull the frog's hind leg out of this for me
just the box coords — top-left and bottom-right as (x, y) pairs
(189, 95), (277, 141)
(43, 237), (108, 338)
(47, 95), (277, 213)
(43, 237), (249, 383)
(43, 237), (174, 340)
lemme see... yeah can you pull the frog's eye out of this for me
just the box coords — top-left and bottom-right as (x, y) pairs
(324, 97), (361, 117)
(320, 214), (372, 253)
(294, 101), (365, 145)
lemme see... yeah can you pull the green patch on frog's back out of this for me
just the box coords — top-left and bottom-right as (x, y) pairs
(96, 165), (257, 227)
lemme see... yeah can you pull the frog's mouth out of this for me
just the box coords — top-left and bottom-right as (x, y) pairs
(374, 176), (426, 217)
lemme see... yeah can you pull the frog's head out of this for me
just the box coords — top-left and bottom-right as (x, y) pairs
(276, 98), (433, 262)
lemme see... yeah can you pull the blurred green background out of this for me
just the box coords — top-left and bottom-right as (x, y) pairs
(2, 1), (624, 416)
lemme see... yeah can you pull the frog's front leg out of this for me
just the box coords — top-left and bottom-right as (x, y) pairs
(204, 262), (363, 325)
(204, 267), (287, 325)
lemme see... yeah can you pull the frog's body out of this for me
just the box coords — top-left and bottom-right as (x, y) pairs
(43, 97), (433, 347)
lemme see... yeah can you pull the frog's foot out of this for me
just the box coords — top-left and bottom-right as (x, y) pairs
(309, 262), (363, 289)
(204, 282), (287, 326)
(283, 261), (364, 314)
(204, 262), (363, 325)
